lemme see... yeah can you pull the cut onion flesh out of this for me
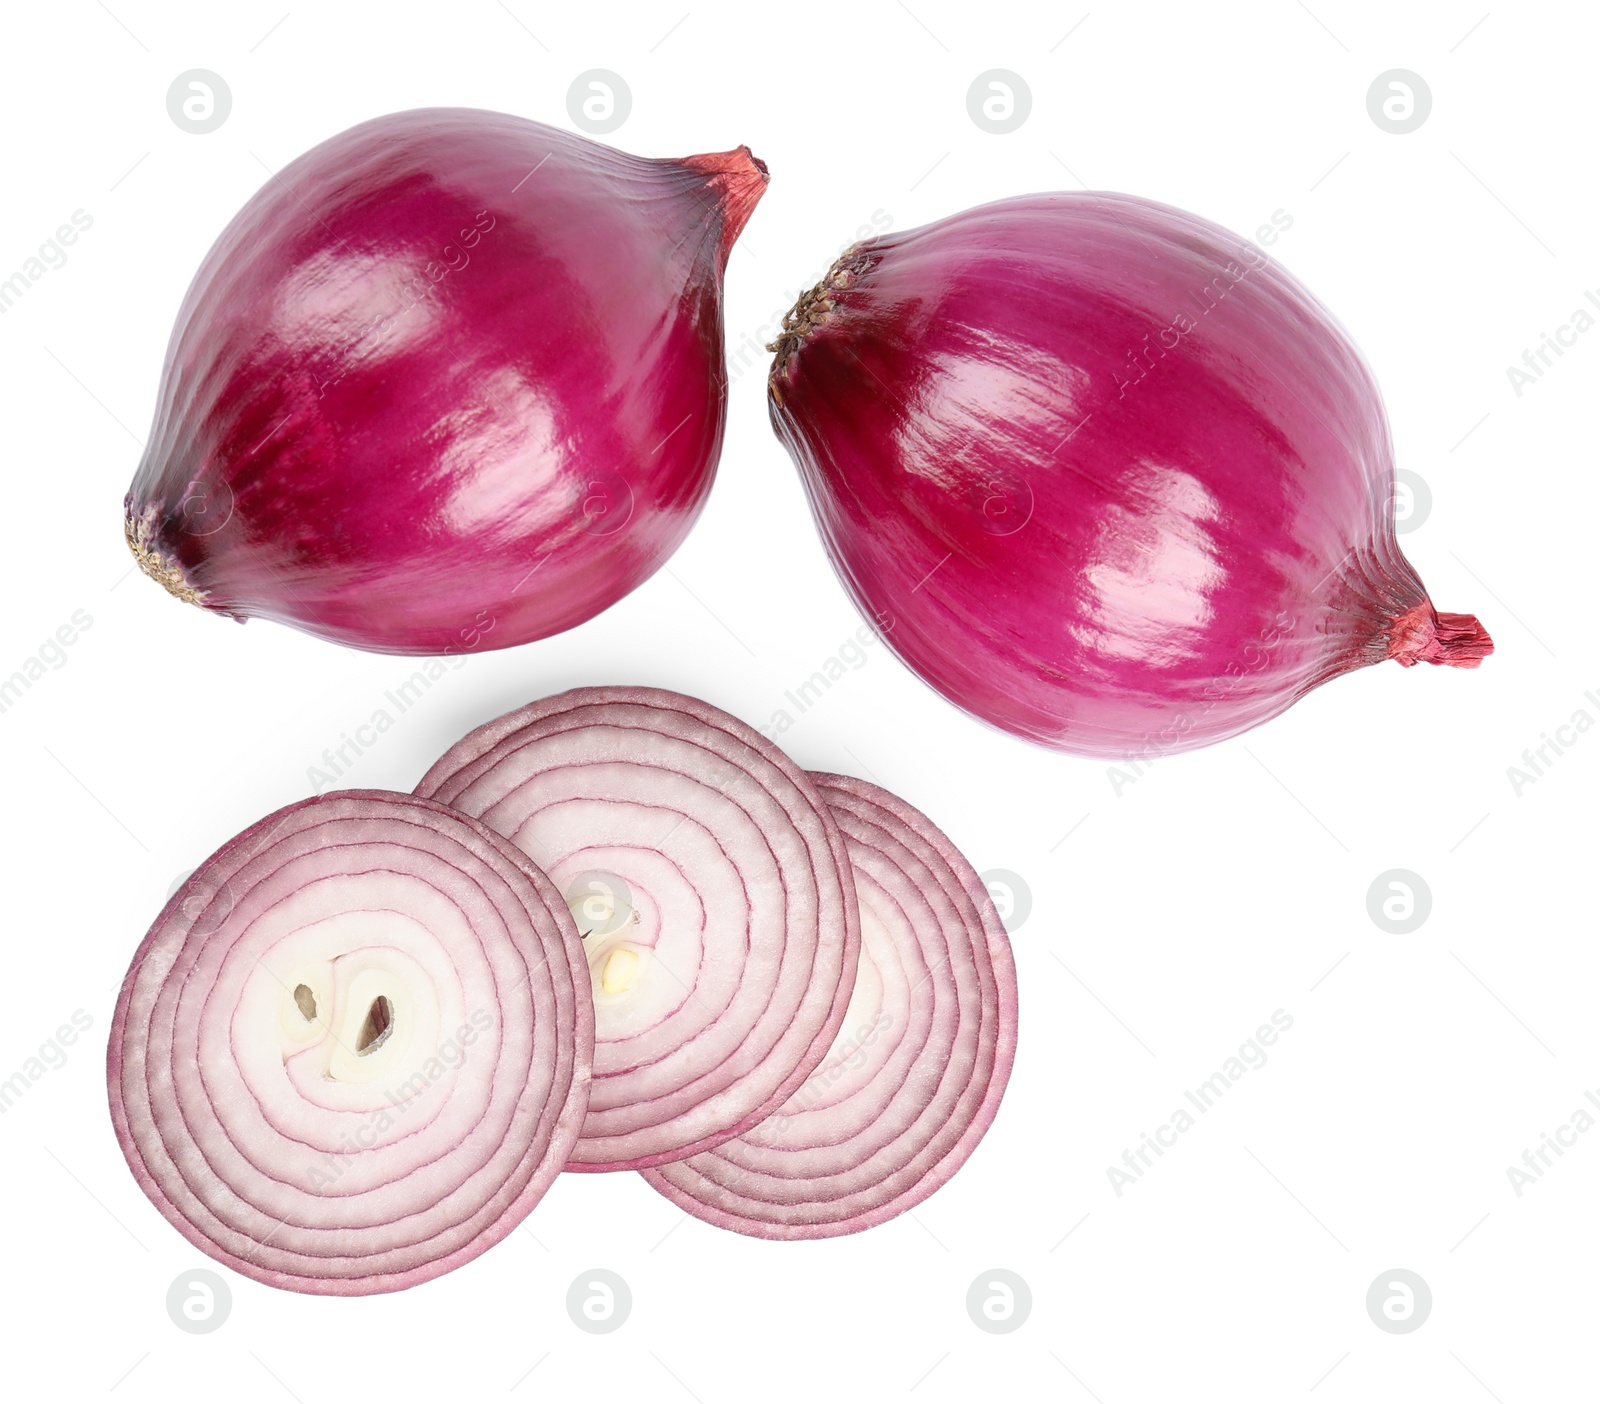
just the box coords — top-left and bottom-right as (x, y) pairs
(107, 790), (593, 1295)
(641, 773), (1017, 1238)
(416, 687), (861, 1171)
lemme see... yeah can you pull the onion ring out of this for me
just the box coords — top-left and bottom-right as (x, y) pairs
(642, 773), (1016, 1237)
(417, 687), (860, 1171)
(107, 789), (592, 1295)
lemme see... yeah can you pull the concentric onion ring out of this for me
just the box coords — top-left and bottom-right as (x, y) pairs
(107, 790), (593, 1295)
(416, 687), (860, 1171)
(641, 773), (1017, 1238)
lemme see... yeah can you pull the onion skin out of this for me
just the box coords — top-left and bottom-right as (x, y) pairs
(769, 193), (1492, 758)
(107, 790), (593, 1295)
(642, 774), (1017, 1239)
(126, 108), (766, 655)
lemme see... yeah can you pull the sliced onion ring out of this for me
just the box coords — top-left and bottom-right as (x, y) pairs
(641, 773), (1017, 1238)
(107, 790), (593, 1296)
(416, 687), (861, 1172)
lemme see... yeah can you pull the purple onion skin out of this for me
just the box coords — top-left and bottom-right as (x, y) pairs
(127, 109), (766, 655)
(769, 193), (1491, 759)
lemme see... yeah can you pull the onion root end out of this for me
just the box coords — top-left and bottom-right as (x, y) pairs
(125, 509), (208, 609)
(767, 248), (873, 393)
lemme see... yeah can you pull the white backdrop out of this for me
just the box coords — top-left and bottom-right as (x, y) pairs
(2, 1), (1594, 1399)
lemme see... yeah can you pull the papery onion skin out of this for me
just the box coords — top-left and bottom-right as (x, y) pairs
(126, 108), (766, 655)
(107, 790), (593, 1296)
(416, 686), (860, 1173)
(769, 193), (1492, 759)
(641, 773), (1017, 1239)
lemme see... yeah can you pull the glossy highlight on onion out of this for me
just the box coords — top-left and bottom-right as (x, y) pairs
(642, 774), (1016, 1238)
(769, 192), (1492, 758)
(416, 686), (860, 1172)
(107, 791), (593, 1296)
(126, 108), (766, 655)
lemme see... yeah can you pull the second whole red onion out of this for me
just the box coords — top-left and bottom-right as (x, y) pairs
(768, 192), (1492, 759)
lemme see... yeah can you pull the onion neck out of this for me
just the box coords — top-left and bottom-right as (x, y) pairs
(1386, 603), (1494, 668)
(124, 507), (206, 608)
(677, 146), (768, 271)
(1305, 533), (1493, 686)
(1356, 520), (1494, 669)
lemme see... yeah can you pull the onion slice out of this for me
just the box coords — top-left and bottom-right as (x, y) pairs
(641, 773), (1017, 1238)
(416, 687), (860, 1171)
(107, 790), (593, 1295)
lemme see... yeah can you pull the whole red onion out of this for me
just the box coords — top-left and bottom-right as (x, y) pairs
(126, 108), (766, 655)
(768, 193), (1492, 758)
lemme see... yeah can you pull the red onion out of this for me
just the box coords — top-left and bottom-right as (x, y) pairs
(768, 193), (1492, 758)
(416, 687), (860, 1172)
(107, 791), (592, 1296)
(125, 108), (766, 655)
(642, 774), (1016, 1238)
